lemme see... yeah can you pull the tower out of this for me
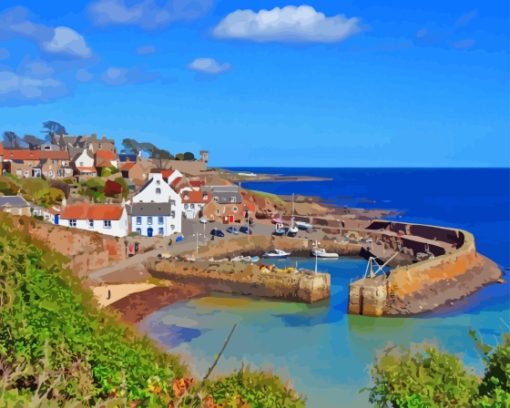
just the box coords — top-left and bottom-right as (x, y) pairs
(200, 150), (209, 164)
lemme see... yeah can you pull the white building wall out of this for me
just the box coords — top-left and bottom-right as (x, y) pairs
(131, 215), (176, 237)
(60, 208), (128, 237)
(132, 173), (182, 233)
(74, 149), (94, 168)
(183, 203), (204, 219)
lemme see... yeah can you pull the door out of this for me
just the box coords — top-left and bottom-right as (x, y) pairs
(229, 215), (234, 223)
(147, 227), (153, 237)
(54, 214), (59, 225)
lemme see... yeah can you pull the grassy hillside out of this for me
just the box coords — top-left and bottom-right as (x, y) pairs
(0, 214), (305, 407)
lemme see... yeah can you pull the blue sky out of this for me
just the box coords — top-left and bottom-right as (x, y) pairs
(0, 0), (508, 167)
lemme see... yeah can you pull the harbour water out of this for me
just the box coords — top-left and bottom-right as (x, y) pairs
(140, 168), (510, 407)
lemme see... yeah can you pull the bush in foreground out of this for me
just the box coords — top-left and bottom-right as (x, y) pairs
(0, 214), (304, 406)
(366, 333), (510, 407)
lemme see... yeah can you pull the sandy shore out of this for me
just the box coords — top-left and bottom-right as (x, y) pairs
(108, 283), (206, 323)
(92, 283), (156, 307)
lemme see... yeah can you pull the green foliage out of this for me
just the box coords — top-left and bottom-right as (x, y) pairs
(0, 176), (64, 207)
(471, 331), (510, 407)
(366, 345), (479, 407)
(203, 367), (305, 408)
(80, 177), (106, 202)
(100, 167), (112, 177)
(0, 215), (186, 405)
(366, 335), (510, 408)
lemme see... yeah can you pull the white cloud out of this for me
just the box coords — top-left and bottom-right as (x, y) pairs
(213, 5), (362, 43)
(188, 58), (231, 74)
(89, 0), (213, 29)
(42, 27), (92, 58)
(0, 70), (67, 103)
(76, 68), (93, 82)
(0, 7), (92, 59)
(101, 66), (160, 86)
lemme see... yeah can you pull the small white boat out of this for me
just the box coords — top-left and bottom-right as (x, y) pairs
(311, 248), (339, 259)
(295, 221), (313, 231)
(262, 249), (291, 258)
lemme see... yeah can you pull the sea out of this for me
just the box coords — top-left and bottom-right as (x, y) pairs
(140, 168), (510, 408)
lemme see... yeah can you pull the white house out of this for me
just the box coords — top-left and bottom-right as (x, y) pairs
(181, 189), (212, 219)
(131, 172), (183, 235)
(72, 148), (97, 177)
(60, 203), (128, 237)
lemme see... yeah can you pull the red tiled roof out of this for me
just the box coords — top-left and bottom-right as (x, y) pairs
(96, 159), (112, 168)
(120, 162), (135, 171)
(95, 150), (117, 161)
(0, 143), (3, 156)
(182, 190), (212, 204)
(61, 203), (124, 220)
(189, 180), (204, 187)
(161, 169), (175, 180)
(171, 176), (183, 188)
(3, 149), (69, 161)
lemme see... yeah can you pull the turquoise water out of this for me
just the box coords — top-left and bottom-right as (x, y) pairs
(140, 257), (510, 408)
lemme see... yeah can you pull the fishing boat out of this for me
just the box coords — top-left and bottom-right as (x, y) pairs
(311, 248), (339, 259)
(295, 221), (313, 231)
(262, 249), (291, 258)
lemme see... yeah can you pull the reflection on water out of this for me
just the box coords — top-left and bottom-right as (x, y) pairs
(139, 257), (510, 408)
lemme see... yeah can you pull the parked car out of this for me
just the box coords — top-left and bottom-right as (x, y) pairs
(226, 226), (239, 234)
(239, 226), (253, 235)
(211, 228), (225, 238)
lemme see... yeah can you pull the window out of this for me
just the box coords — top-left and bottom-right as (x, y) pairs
(16, 170), (22, 177)
(156, 188), (161, 194)
(158, 227), (164, 235)
(147, 216), (153, 225)
(79, 161), (84, 166)
(170, 225), (175, 230)
(230, 196), (236, 203)
(158, 216), (164, 225)
(136, 228), (141, 234)
(170, 211), (175, 218)
(136, 217), (142, 225)
(233, 207), (238, 213)
(49, 170), (54, 178)
(184, 204), (189, 209)
(190, 204), (195, 209)
(89, 220), (94, 228)
(23, 170), (29, 178)
(156, 180), (161, 185)
(104, 220), (112, 228)
(70, 219), (77, 227)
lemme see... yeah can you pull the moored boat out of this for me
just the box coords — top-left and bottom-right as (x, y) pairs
(295, 221), (313, 231)
(262, 249), (291, 258)
(311, 248), (339, 259)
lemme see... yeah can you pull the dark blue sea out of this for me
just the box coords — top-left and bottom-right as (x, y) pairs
(142, 167), (510, 407)
(229, 167), (510, 268)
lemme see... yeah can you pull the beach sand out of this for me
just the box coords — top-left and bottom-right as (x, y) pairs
(92, 283), (156, 307)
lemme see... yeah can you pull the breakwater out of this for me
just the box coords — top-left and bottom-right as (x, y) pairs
(148, 259), (330, 303)
(348, 221), (502, 316)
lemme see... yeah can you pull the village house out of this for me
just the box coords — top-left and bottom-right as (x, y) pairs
(127, 159), (152, 186)
(201, 185), (246, 223)
(130, 172), (183, 236)
(72, 148), (97, 179)
(2, 150), (72, 179)
(181, 189), (212, 219)
(0, 196), (31, 216)
(0, 143), (4, 174)
(95, 149), (118, 175)
(59, 202), (128, 237)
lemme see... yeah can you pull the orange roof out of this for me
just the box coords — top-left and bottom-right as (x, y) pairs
(120, 161), (135, 171)
(61, 203), (124, 220)
(171, 176), (183, 188)
(161, 169), (176, 180)
(95, 150), (117, 161)
(0, 143), (3, 155)
(3, 149), (69, 161)
(182, 190), (212, 204)
(189, 180), (204, 187)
